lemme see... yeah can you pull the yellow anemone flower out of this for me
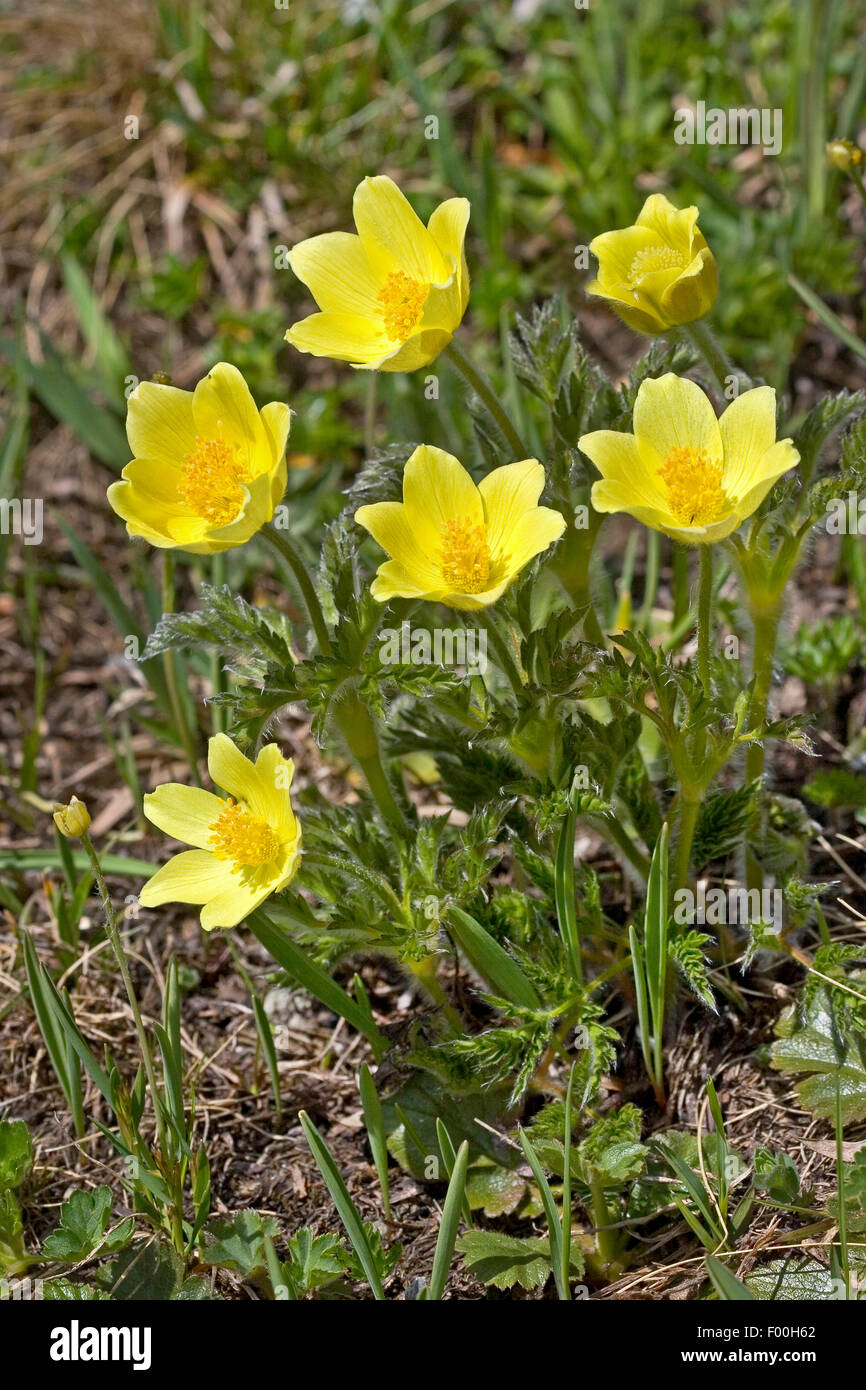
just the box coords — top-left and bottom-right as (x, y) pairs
(579, 374), (799, 545)
(285, 175), (470, 371)
(354, 445), (565, 609)
(139, 733), (301, 930)
(586, 194), (718, 334)
(107, 364), (290, 554)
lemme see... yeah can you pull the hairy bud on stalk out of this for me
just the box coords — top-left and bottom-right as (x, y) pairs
(826, 137), (862, 173)
(52, 796), (91, 839)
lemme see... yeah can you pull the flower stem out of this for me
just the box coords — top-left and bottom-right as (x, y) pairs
(672, 543), (689, 630)
(363, 370), (377, 458)
(409, 956), (461, 1030)
(261, 522), (332, 657)
(356, 746), (409, 835)
(209, 552), (227, 735)
(161, 552), (201, 783)
(697, 544), (713, 694)
(682, 320), (739, 396)
(744, 603), (782, 892)
(674, 793), (701, 892)
(445, 338), (529, 459)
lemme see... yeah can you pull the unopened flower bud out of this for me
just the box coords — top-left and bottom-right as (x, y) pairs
(827, 138), (863, 173)
(53, 796), (91, 839)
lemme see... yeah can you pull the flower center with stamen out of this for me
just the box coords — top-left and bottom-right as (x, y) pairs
(628, 245), (686, 287)
(658, 446), (730, 526)
(178, 435), (252, 527)
(209, 798), (279, 871)
(440, 515), (490, 593)
(377, 271), (429, 341)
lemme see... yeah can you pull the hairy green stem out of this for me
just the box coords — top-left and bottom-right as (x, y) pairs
(744, 604), (782, 891)
(682, 320), (739, 396)
(161, 552), (201, 782)
(697, 545), (713, 694)
(674, 793), (701, 892)
(363, 370), (377, 459)
(209, 552), (227, 735)
(409, 956), (461, 1030)
(261, 522), (333, 657)
(445, 338), (529, 459)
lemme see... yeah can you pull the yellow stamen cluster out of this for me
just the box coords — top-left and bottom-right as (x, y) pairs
(439, 515), (490, 593)
(628, 245), (687, 287)
(178, 436), (252, 527)
(658, 446), (729, 526)
(209, 798), (279, 871)
(377, 271), (429, 341)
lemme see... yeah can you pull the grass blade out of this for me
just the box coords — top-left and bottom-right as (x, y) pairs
(248, 910), (386, 1057)
(427, 1140), (469, 1301)
(298, 1110), (385, 1300)
(706, 1255), (755, 1301)
(518, 1126), (568, 1300)
(359, 1064), (391, 1220)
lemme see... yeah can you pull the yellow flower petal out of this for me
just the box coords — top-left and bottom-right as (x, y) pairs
(498, 505), (566, 574)
(253, 743), (299, 841)
(579, 431), (669, 512)
(125, 381), (196, 469)
(369, 560), (447, 603)
(260, 401), (291, 465)
(478, 458), (543, 551)
(143, 784), (224, 849)
(591, 478), (677, 533)
(165, 513), (212, 550)
(207, 732), (271, 815)
(735, 439), (799, 516)
(588, 224), (657, 285)
(402, 445), (483, 552)
(288, 231), (382, 318)
(659, 247), (718, 326)
(192, 363), (269, 469)
(718, 386), (778, 497)
(199, 875), (277, 931)
(442, 579), (511, 611)
(285, 311), (391, 366)
(354, 500), (441, 585)
(139, 850), (235, 907)
(633, 373), (723, 469)
(107, 471), (191, 548)
(424, 196), (471, 328)
(635, 193), (699, 250)
(374, 329), (451, 372)
(352, 175), (452, 287)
